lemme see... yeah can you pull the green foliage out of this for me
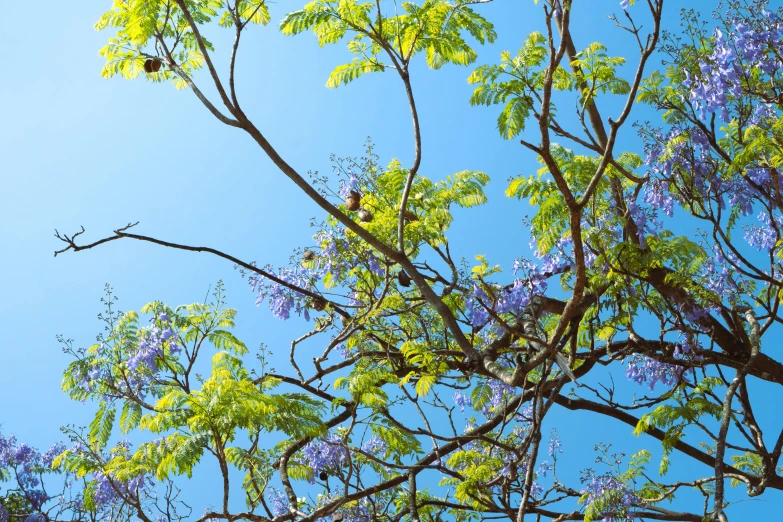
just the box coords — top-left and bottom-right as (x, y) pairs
(635, 377), (724, 474)
(96, 0), (270, 88)
(64, 1), (783, 520)
(468, 32), (553, 138)
(281, 0), (496, 86)
(569, 42), (630, 104)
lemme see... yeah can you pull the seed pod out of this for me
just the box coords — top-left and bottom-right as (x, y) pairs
(398, 270), (411, 287)
(151, 57), (162, 72)
(357, 208), (373, 223)
(303, 249), (316, 261)
(403, 209), (418, 221)
(345, 191), (361, 211)
(312, 297), (326, 312)
(319, 471), (328, 481)
(332, 514), (344, 522)
(143, 59), (153, 73)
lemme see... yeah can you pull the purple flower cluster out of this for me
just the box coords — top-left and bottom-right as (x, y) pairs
(685, 29), (741, 122)
(267, 488), (288, 517)
(640, 118), (783, 261)
(338, 171), (364, 198)
(0, 434), (64, 511)
(626, 200), (664, 247)
(299, 433), (349, 482)
(487, 379), (514, 413)
(548, 429), (563, 458)
(453, 391), (469, 413)
(642, 179), (673, 218)
(128, 314), (180, 373)
(624, 353), (685, 391)
(465, 260), (550, 331)
(250, 264), (315, 321)
(684, 4), (783, 122)
(360, 436), (386, 456)
(89, 471), (146, 510)
(528, 234), (577, 274)
(580, 469), (639, 521)
(701, 251), (732, 299)
(744, 211), (780, 252)
(249, 223), (385, 322)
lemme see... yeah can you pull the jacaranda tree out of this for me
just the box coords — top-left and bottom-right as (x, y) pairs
(4, 0), (783, 520)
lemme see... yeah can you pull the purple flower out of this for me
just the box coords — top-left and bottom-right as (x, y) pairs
(643, 179), (674, 217)
(361, 436), (386, 456)
(299, 432), (349, 482)
(338, 172), (364, 198)
(548, 429), (563, 458)
(624, 354), (684, 390)
(453, 391), (470, 413)
(744, 211), (779, 252)
(580, 469), (639, 519)
(268, 488), (289, 517)
(40, 442), (66, 468)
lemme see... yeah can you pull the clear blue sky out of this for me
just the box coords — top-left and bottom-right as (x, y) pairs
(1, 0), (781, 518)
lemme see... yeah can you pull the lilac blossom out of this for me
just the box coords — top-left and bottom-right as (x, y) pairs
(249, 224), (386, 321)
(360, 437), (386, 456)
(745, 211), (780, 252)
(299, 433), (349, 482)
(89, 471), (147, 510)
(338, 170), (364, 198)
(700, 249), (735, 300)
(624, 354), (684, 390)
(268, 488), (289, 517)
(127, 314), (179, 372)
(0, 434), (89, 518)
(453, 391), (470, 413)
(580, 469), (639, 521)
(643, 179), (674, 217)
(686, 6), (783, 122)
(548, 429), (563, 458)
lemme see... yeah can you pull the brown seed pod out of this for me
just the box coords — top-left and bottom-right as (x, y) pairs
(319, 471), (328, 481)
(398, 270), (411, 287)
(403, 209), (418, 221)
(303, 249), (316, 261)
(332, 514), (344, 522)
(357, 208), (373, 222)
(312, 297), (326, 312)
(345, 191), (361, 211)
(143, 59), (153, 73)
(151, 57), (162, 72)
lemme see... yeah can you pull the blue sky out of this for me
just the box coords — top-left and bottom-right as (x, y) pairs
(1, 0), (782, 519)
